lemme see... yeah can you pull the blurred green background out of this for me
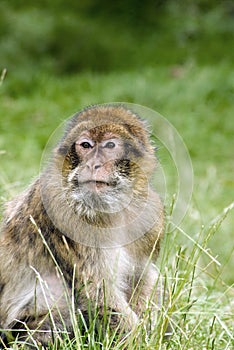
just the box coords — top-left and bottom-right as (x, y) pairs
(0, 0), (233, 284)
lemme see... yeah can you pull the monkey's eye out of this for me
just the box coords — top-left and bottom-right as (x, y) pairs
(80, 142), (93, 149)
(104, 141), (116, 149)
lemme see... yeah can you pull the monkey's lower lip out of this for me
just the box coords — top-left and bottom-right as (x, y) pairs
(80, 180), (111, 188)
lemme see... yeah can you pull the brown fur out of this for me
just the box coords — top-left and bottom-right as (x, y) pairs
(0, 105), (165, 346)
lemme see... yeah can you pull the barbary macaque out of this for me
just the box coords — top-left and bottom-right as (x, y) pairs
(0, 104), (166, 346)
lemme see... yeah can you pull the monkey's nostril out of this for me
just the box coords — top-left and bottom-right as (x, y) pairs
(94, 164), (101, 170)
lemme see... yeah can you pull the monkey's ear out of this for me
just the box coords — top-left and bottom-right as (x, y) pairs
(124, 141), (143, 158)
(57, 144), (69, 156)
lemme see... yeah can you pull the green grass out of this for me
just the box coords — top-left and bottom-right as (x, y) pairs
(0, 62), (233, 348)
(0, 205), (233, 349)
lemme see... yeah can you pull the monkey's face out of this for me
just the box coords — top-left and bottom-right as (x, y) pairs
(74, 131), (125, 191)
(53, 106), (156, 218)
(64, 127), (135, 216)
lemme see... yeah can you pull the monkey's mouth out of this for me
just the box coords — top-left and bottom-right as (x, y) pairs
(79, 180), (111, 190)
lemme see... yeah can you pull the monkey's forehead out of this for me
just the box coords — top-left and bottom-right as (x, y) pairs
(63, 105), (150, 145)
(69, 122), (133, 140)
(78, 130), (120, 142)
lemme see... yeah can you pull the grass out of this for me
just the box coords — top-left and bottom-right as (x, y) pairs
(0, 61), (233, 348)
(0, 204), (233, 349)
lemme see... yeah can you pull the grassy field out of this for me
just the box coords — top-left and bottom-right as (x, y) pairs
(0, 61), (234, 348)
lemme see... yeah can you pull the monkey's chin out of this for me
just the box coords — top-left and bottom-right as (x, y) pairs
(70, 182), (133, 216)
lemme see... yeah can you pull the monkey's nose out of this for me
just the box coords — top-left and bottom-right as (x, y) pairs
(86, 158), (102, 171)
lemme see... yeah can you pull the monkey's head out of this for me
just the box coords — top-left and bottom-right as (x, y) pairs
(53, 105), (157, 219)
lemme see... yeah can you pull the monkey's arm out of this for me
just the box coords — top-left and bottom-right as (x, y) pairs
(0, 184), (71, 344)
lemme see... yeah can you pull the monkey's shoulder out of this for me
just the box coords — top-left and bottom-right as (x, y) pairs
(0, 179), (48, 244)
